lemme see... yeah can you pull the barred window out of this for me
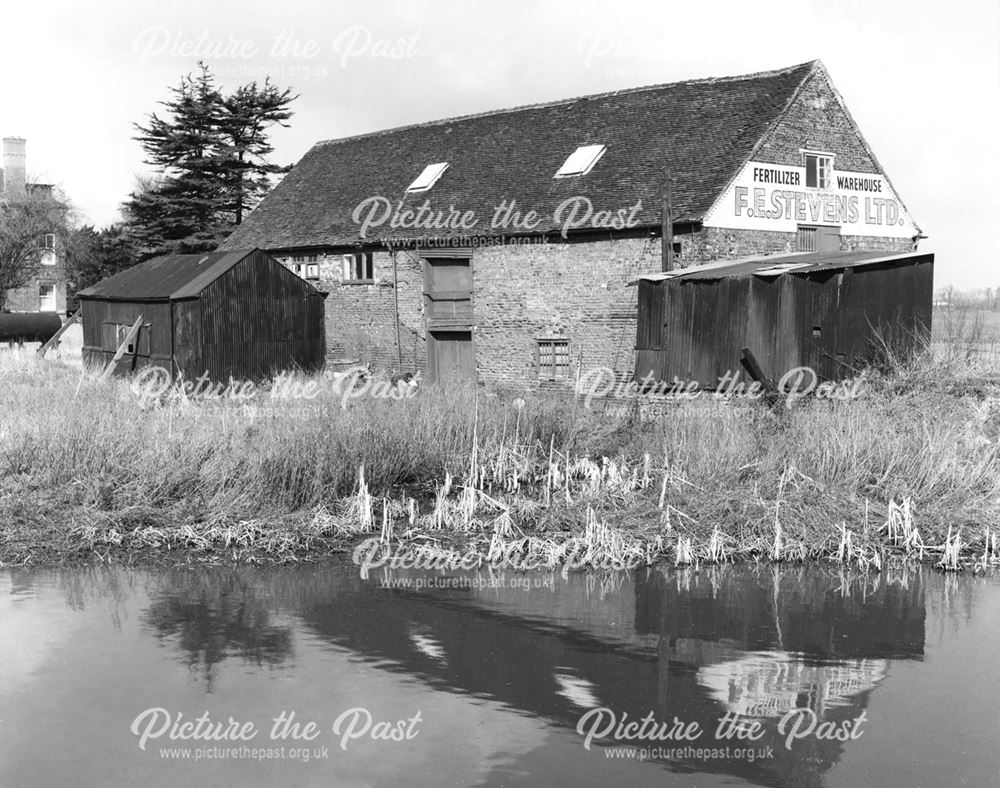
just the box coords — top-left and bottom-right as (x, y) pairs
(342, 252), (374, 282)
(538, 339), (570, 380)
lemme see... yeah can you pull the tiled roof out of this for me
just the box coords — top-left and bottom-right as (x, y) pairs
(76, 250), (254, 300)
(221, 61), (819, 250)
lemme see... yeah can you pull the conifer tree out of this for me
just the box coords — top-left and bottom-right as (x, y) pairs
(124, 63), (296, 258)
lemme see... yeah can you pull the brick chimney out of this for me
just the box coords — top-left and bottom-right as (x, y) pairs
(2, 137), (26, 194)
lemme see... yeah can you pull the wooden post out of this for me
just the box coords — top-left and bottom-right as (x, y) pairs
(661, 172), (674, 272)
(739, 347), (776, 391)
(740, 346), (785, 408)
(37, 308), (81, 357)
(99, 314), (143, 382)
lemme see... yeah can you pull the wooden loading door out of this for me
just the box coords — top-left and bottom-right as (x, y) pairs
(428, 330), (474, 382)
(423, 256), (476, 382)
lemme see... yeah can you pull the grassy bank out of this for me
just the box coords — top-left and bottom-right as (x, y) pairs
(2, 331), (1000, 572)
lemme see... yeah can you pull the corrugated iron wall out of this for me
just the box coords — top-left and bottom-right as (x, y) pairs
(635, 258), (933, 387)
(195, 248), (325, 381)
(80, 250), (326, 382)
(80, 299), (172, 373)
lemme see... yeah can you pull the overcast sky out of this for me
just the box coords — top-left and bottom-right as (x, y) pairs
(1, 0), (996, 289)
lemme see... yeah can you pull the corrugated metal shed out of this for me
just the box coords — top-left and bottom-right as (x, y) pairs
(634, 251), (934, 387)
(76, 250), (252, 301)
(78, 248), (326, 381)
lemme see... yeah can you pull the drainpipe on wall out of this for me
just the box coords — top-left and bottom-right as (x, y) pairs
(392, 250), (402, 370)
(661, 171), (674, 272)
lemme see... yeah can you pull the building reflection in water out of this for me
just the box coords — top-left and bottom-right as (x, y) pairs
(126, 562), (928, 786)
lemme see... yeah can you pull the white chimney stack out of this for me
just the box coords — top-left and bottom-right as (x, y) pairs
(2, 137), (27, 194)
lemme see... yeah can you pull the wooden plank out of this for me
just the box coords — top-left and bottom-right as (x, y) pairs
(36, 308), (81, 357)
(99, 314), (143, 382)
(740, 347), (776, 390)
(740, 347), (782, 408)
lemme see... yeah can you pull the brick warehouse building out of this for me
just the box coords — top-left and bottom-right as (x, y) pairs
(220, 60), (922, 386)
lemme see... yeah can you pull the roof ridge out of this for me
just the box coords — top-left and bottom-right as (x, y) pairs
(699, 59), (822, 226)
(313, 60), (819, 150)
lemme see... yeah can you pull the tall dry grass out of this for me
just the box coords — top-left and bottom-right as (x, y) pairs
(2, 328), (999, 568)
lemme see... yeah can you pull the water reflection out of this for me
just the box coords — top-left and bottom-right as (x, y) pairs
(141, 570), (294, 689)
(3, 561), (993, 788)
(285, 564), (927, 787)
(697, 651), (888, 718)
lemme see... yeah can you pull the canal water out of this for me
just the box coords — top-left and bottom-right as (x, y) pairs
(0, 562), (997, 787)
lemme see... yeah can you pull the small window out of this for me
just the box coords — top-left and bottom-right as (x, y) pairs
(101, 322), (150, 355)
(406, 162), (449, 193)
(40, 233), (56, 266)
(305, 263), (319, 280)
(538, 339), (570, 380)
(39, 284), (56, 312)
(554, 144), (606, 178)
(342, 252), (374, 282)
(804, 152), (833, 189)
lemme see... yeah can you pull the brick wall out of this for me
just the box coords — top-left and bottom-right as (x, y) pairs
(677, 226), (913, 264)
(280, 250), (426, 373)
(473, 237), (660, 389)
(3, 274), (67, 313)
(753, 67), (879, 173)
(277, 237), (662, 388)
(277, 219), (914, 389)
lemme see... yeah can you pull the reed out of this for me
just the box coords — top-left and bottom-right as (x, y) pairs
(2, 340), (1000, 569)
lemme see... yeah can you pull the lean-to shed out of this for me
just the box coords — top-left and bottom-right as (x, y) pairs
(633, 250), (933, 388)
(77, 248), (326, 381)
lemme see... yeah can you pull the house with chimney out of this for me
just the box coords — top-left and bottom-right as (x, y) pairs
(1, 137), (69, 315)
(220, 60), (923, 387)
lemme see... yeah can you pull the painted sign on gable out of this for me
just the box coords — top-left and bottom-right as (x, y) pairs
(703, 160), (919, 238)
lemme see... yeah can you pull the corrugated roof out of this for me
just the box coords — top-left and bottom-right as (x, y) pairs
(632, 250), (933, 283)
(76, 250), (254, 301)
(220, 61), (820, 250)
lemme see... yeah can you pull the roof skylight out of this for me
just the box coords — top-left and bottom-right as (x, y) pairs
(554, 144), (607, 178)
(406, 162), (449, 192)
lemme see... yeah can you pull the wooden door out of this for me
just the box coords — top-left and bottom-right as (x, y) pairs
(424, 258), (473, 325)
(423, 255), (475, 382)
(428, 330), (475, 382)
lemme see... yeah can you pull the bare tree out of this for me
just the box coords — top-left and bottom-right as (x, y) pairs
(0, 186), (71, 309)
